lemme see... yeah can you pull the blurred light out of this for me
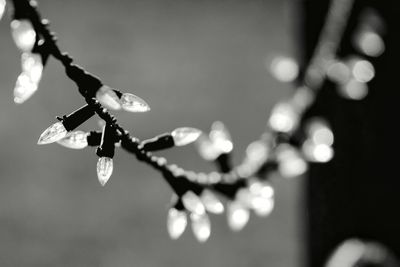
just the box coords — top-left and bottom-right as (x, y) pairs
(269, 102), (298, 133)
(57, 131), (89, 149)
(182, 191), (205, 215)
(339, 79), (368, 100)
(303, 141), (334, 163)
(326, 60), (351, 84)
(245, 140), (269, 164)
(276, 145), (308, 178)
(120, 93), (150, 112)
(355, 30), (385, 57)
(167, 208), (187, 240)
(190, 212), (211, 242)
(200, 189), (224, 214)
(11, 19), (36, 52)
(196, 135), (220, 161)
(21, 52), (43, 83)
(252, 197), (274, 217)
(97, 157), (113, 186)
(210, 121), (233, 154)
(291, 86), (315, 110)
(14, 72), (38, 104)
(37, 121), (67, 145)
(248, 180), (274, 199)
(227, 201), (250, 231)
(96, 85), (122, 110)
(325, 239), (366, 267)
(0, 0), (6, 21)
(269, 55), (299, 82)
(352, 59), (375, 83)
(307, 119), (334, 146)
(172, 127), (202, 146)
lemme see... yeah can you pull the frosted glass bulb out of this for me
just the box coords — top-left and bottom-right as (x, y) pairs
(182, 191), (205, 215)
(38, 122), (67, 145)
(167, 208), (187, 240)
(57, 131), (88, 149)
(0, 0), (6, 21)
(11, 19), (36, 52)
(190, 212), (211, 242)
(96, 85), (121, 110)
(227, 201), (250, 231)
(210, 121), (233, 153)
(21, 52), (43, 83)
(97, 157), (113, 186)
(200, 189), (224, 214)
(14, 72), (38, 104)
(121, 93), (150, 112)
(269, 102), (298, 133)
(172, 127), (202, 146)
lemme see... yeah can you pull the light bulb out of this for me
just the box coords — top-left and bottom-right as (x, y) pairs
(97, 157), (113, 186)
(96, 85), (121, 110)
(182, 191), (205, 215)
(355, 29), (385, 57)
(248, 180), (274, 199)
(339, 79), (368, 100)
(200, 189), (224, 214)
(195, 135), (220, 161)
(253, 197), (274, 217)
(57, 131), (88, 149)
(269, 55), (299, 83)
(21, 52), (43, 83)
(171, 127), (202, 146)
(120, 93), (150, 112)
(227, 201), (250, 231)
(269, 102), (299, 133)
(351, 59), (375, 83)
(11, 19), (36, 52)
(276, 145), (308, 178)
(210, 121), (233, 153)
(38, 121), (67, 145)
(167, 208), (187, 240)
(302, 140), (334, 163)
(0, 0), (6, 21)
(190, 212), (211, 242)
(14, 72), (38, 104)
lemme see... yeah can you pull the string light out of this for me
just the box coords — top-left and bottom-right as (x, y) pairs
(167, 207), (187, 239)
(171, 127), (202, 147)
(181, 191), (206, 215)
(10, 19), (36, 52)
(57, 131), (89, 149)
(190, 212), (211, 242)
(227, 201), (250, 231)
(96, 85), (122, 110)
(14, 72), (38, 104)
(37, 121), (68, 145)
(97, 156), (113, 186)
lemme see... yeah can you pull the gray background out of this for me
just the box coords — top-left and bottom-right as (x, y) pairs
(0, 0), (303, 266)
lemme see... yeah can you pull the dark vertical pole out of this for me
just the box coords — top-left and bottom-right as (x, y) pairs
(301, 0), (400, 266)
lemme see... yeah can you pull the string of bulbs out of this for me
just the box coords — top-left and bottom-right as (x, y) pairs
(0, 0), (384, 242)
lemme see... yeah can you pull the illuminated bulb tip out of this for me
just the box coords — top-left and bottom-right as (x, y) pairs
(11, 19), (36, 52)
(269, 102), (298, 133)
(96, 85), (121, 110)
(57, 131), (88, 149)
(172, 127), (202, 146)
(227, 201), (250, 231)
(97, 157), (113, 186)
(182, 191), (205, 215)
(0, 0), (6, 21)
(121, 93), (150, 112)
(302, 141), (334, 163)
(14, 72), (38, 104)
(190, 213), (211, 242)
(269, 55), (299, 82)
(196, 135), (220, 161)
(21, 52), (43, 83)
(210, 121), (233, 153)
(277, 145), (308, 178)
(253, 197), (274, 217)
(37, 122), (67, 145)
(200, 190), (224, 214)
(167, 208), (187, 240)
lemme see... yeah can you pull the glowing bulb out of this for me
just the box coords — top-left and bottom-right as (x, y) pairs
(269, 55), (299, 82)
(326, 60), (351, 84)
(190, 212), (211, 242)
(172, 127), (202, 146)
(196, 135), (220, 161)
(245, 140), (269, 166)
(253, 197), (274, 217)
(269, 102), (298, 133)
(200, 189), (224, 214)
(0, 0), (6, 21)
(303, 140), (334, 163)
(14, 72), (38, 104)
(57, 131), (88, 149)
(248, 180), (274, 199)
(227, 201), (250, 231)
(167, 208), (187, 240)
(210, 121), (233, 153)
(11, 19), (36, 52)
(121, 93), (150, 112)
(21, 52), (43, 83)
(182, 191), (205, 215)
(277, 145), (308, 178)
(355, 30), (385, 57)
(307, 119), (334, 146)
(339, 79), (368, 100)
(97, 157), (113, 186)
(38, 121), (67, 145)
(96, 85), (121, 110)
(352, 59), (375, 83)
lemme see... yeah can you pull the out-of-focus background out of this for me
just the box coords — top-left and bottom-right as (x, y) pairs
(0, 0), (302, 266)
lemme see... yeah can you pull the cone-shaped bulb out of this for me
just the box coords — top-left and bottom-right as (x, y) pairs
(190, 212), (211, 242)
(269, 102), (298, 133)
(38, 122), (67, 145)
(21, 52), (43, 83)
(227, 201), (250, 231)
(96, 85), (121, 110)
(200, 189), (224, 214)
(11, 19), (36, 52)
(182, 191), (205, 215)
(97, 157), (113, 186)
(121, 93), (150, 112)
(14, 72), (38, 104)
(167, 208), (187, 240)
(210, 121), (233, 153)
(57, 131), (88, 149)
(172, 127), (202, 146)
(0, 0), (6, 21)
